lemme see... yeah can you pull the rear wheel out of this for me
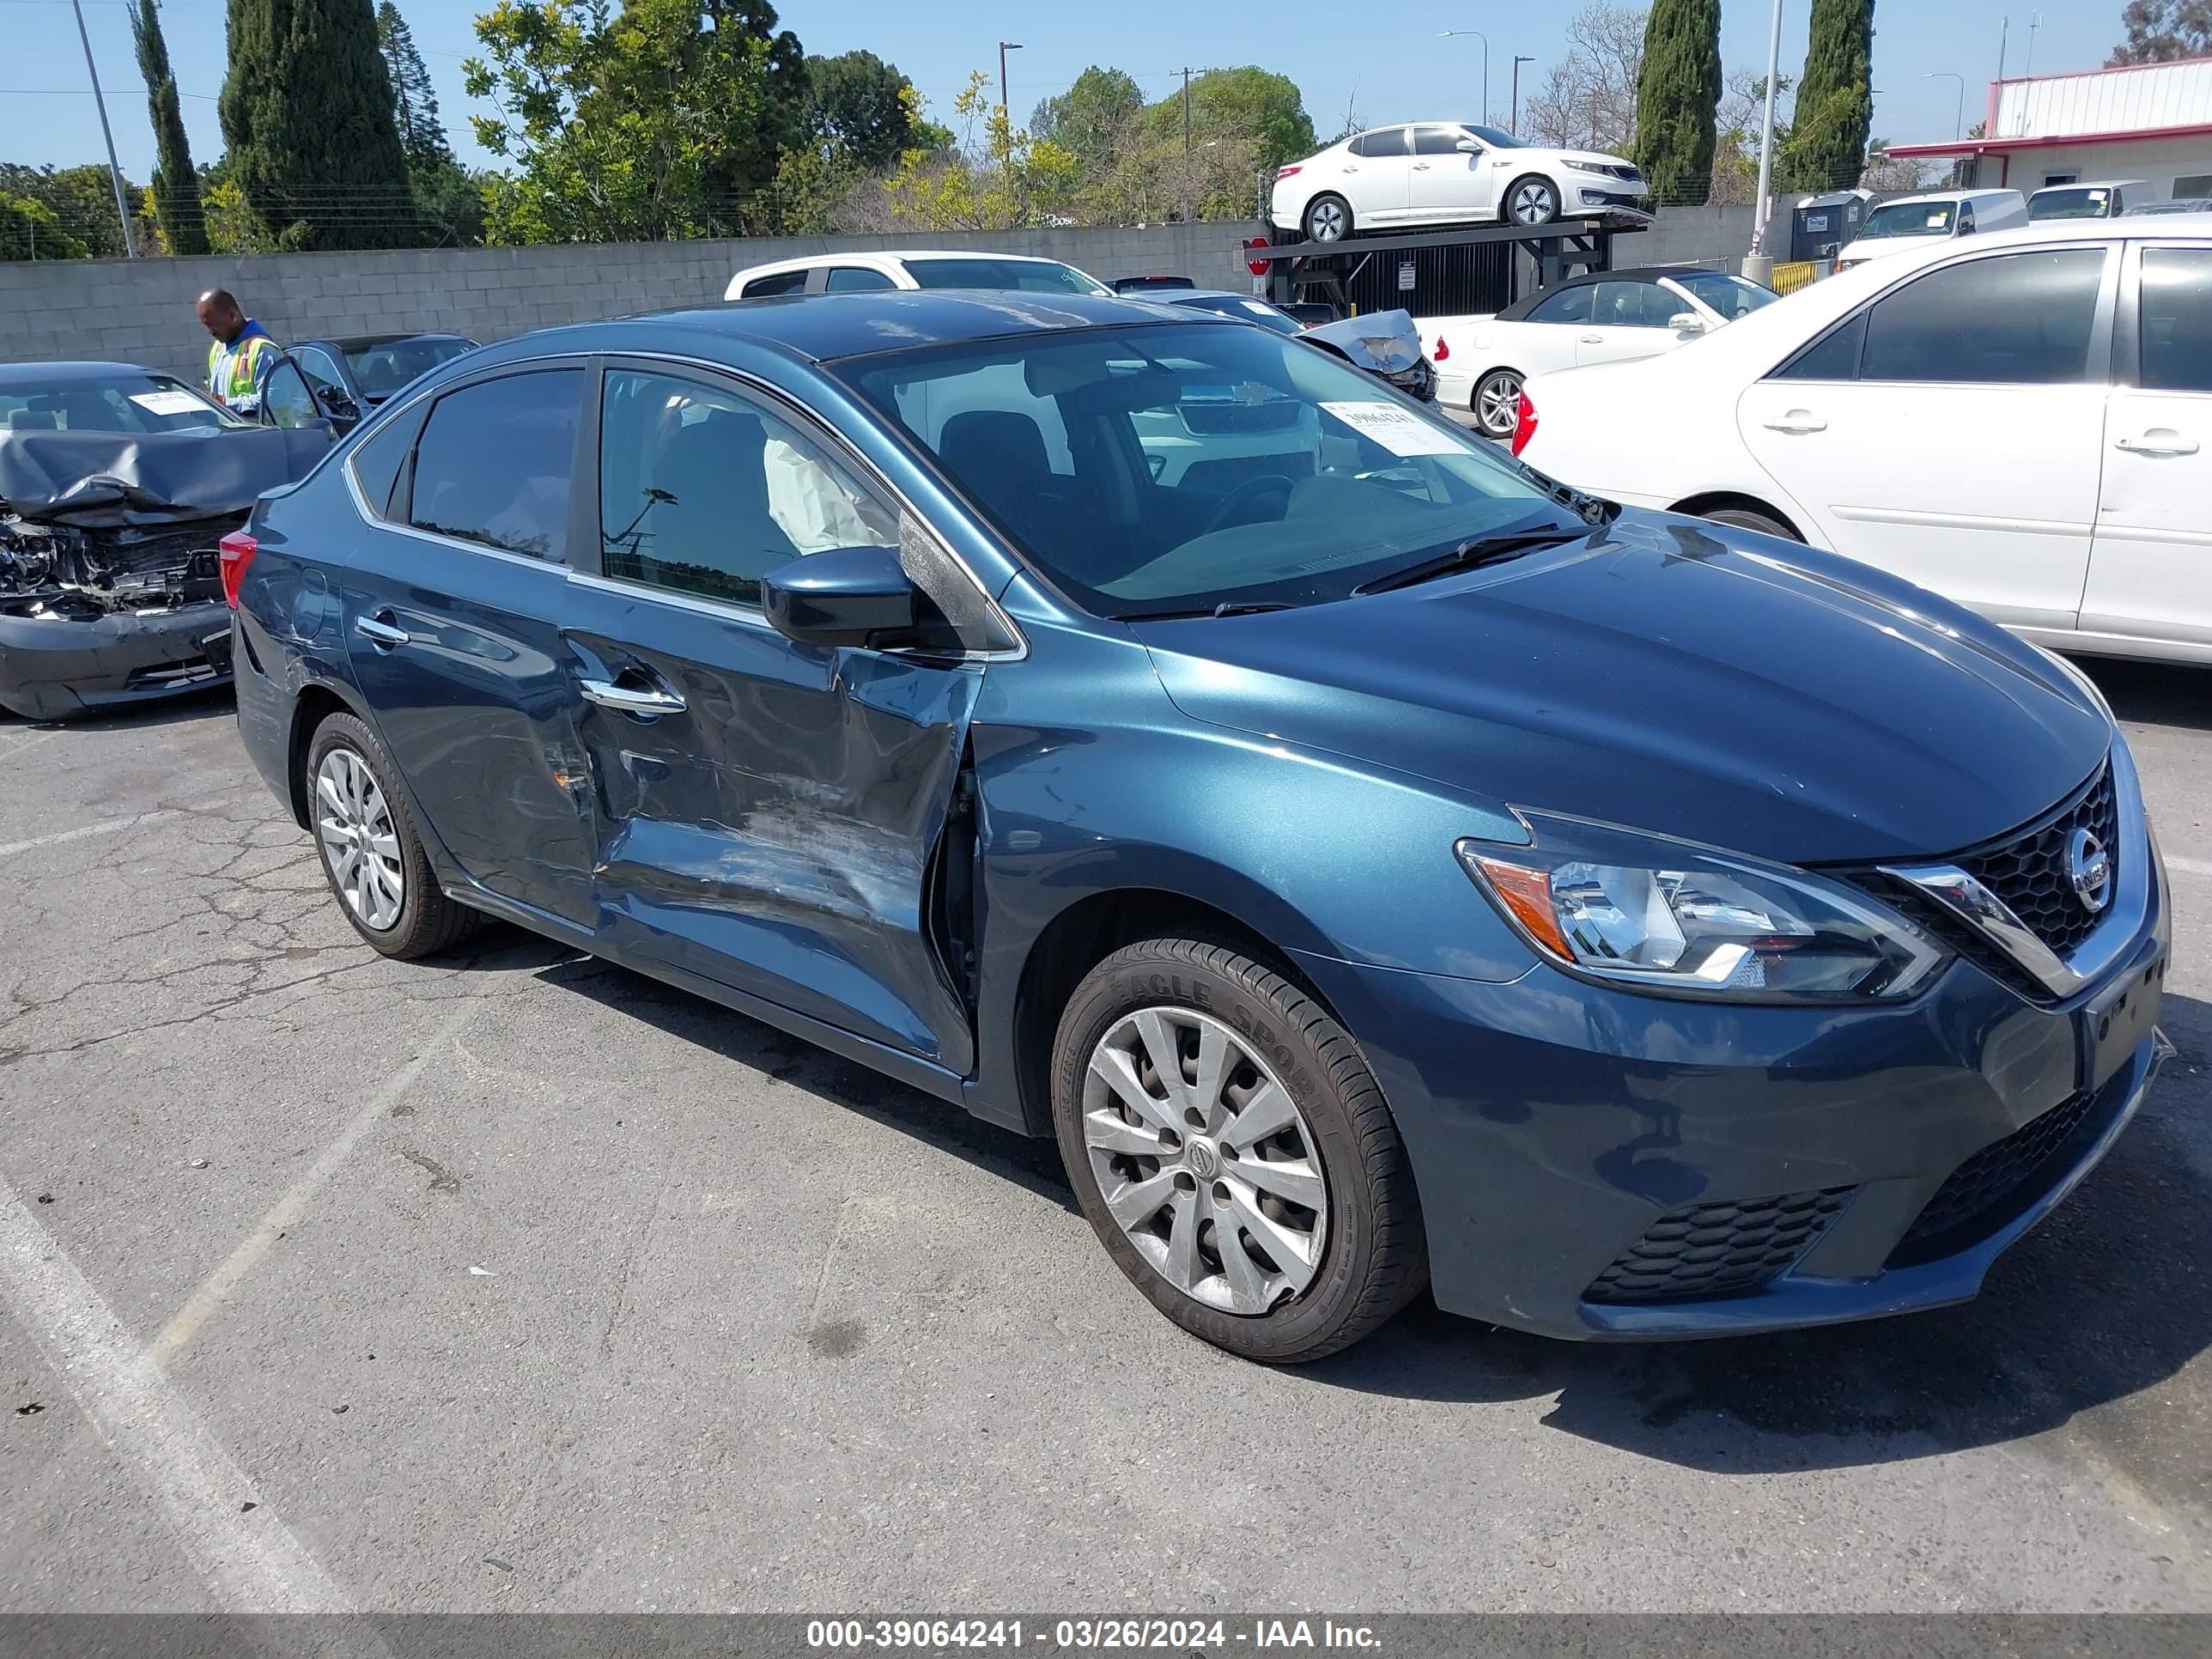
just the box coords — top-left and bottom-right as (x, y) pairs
(1051, 938), (1426, 1363)
(1472, 368), (1525, 439)
(1303, 193), (1353, 244)
(305, 713), (478, 959)
(1698, 505), (1801, 541)
(1504, 175), (1560, 226)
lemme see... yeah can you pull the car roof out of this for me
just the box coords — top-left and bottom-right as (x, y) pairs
(1492, 264), (1753, 320)
(2031, 179), (2144, 190)
(1873, 187), (2022, 206)
(305, 332), (475, 349)
(729, 248), (1088, 281)
(1158, 289), (1285, 303)
(514, 290), (1232, 368)
(0, 360), (161, 389)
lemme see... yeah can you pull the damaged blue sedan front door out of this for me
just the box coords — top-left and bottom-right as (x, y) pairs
(561, 360), (982, 1075)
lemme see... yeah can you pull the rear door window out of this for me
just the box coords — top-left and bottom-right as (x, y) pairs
(1525, 285), (1595, 325)
(2140, 247), (2212, 393)
(1858, 249), (2106, 384)
(406, 369), (584, 561)
(1352, 127), (1408, 159)
(823, 265), (897, 292)
(738, 270), (809, 298)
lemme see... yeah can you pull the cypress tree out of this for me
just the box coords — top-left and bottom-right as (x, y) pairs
(375, 1), (452, 173)
(1632, 0), (1722, 207)
(1792, 0), (1876, 191)
(130, 1), (209, 254)
(219, 0), (420, 249)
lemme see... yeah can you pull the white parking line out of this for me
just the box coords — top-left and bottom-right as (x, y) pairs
(0, 811), (180, 862)
(149, 1001), (481, 1368)
(0, 1183), (356, 1612)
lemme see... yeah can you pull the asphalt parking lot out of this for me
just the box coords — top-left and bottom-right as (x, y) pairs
(1, 659), (2209, 1615)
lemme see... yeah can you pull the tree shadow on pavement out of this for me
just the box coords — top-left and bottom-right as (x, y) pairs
(1306, 989), (2212, 1499)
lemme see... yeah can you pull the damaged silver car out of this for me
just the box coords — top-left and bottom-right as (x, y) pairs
(0, 362), (334, 720)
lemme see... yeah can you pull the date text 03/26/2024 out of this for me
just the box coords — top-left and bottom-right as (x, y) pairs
(805, 1620), (1383, 1650)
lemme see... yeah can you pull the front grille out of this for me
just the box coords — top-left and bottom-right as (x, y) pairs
(1585, 1187), (1856, 1304)
(1959, 763), (2118, 957)
(1887, 1088), (2111, 1267)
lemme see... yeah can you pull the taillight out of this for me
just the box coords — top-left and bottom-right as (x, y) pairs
(218, 530), (257, 610)
(1510, 392), (1538, 457)
(1432, 335), (1449, 362)
(1275, 164), (1302, 180)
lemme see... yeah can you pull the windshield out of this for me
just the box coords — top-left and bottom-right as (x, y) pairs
(1670, 270), (1778, 319)
(343, 336), (476, 398)
(2028, 186), (2113, 221)
(1860, 200), (1956, 239)
(1171, 295), (1307, 336)
(835, 321), (1579, 620)
(0, 370), (241, 434)
(1466, 125), (1526, 149)
(902, 258), (1114, 296)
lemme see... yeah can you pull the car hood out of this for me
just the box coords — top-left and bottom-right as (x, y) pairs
(1133, 511), (2109, 866)
(0, 425), (335, 527)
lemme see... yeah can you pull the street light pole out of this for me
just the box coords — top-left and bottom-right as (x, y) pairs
(1748, 0), (1784, 269)
(1510, 55), (1534, 135)
(1924, 70), (1966, 138)
(997, 40), (1022, 118)
(1439, 30), (1491, 126)
(71, 0), (136, 258)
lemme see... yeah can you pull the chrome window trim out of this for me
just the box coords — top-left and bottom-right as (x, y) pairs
(1880, 732), (2155, 1000)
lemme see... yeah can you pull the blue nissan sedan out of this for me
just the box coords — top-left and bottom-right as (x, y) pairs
(223, 292), (2170, 1362)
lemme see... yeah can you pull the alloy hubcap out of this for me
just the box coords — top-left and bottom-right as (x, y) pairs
(1082, 1007), (1329, 1316)
(1479, 374), (1522, 434)
(1511, 183), (1555, 223)
(1310, 202), (1345, 240)
(314, 747), (404, 930)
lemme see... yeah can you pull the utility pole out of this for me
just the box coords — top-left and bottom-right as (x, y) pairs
(1998, 15), (2009, 82)
(997, 40), (1023, 118)
(1181, 67), (1195, 155)
(1438, 31), (1492, 126)
(72, 0), (136, 258)
(1510, 55), (1534, 135)
(2023, 11), (2041, 78)
(1747, 0), (1784, 275)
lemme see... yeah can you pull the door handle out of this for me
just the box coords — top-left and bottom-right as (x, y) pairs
(2116, 429), (2199, 456)
(1763, 410), (1828, 434)
(1579, 332), (1604, 343)
(1413, 162), (1431, 171)
(579, 676), (686, 717)
(354, 612), (409, 648)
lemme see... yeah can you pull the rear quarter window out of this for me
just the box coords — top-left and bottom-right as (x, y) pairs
(404, 369), (585, 561)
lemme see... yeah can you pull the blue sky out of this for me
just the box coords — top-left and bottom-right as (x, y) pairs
(8, 0), (2123, 180)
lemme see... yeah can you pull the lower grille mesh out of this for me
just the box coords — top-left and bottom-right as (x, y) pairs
(1585, 1187), (1856, 1304)
(1887, 1091), (2105, 1267)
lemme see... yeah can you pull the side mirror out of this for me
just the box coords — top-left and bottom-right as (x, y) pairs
(1455, 137), (1480, 153)
(761, 545), (920, 649)
(1668, 312), (1707, 336)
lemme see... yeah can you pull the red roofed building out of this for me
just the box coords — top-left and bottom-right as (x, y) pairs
(1889, 55), (2212, 201)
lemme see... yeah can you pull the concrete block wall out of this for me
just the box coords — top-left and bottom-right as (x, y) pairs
(0, 212), (1753, 380)
(0, 222), (1264, 379)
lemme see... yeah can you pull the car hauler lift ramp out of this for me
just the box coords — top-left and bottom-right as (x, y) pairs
(1244, 216), (1646, 318)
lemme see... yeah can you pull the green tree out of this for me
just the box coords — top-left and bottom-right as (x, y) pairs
(220, 0), (420, 248)
(376, 1), (451, 173)
(807, 49), (927, 172)
(1788, 0), (1875, 191)
(129, 1), (209, 254)
(1142, 66), (1314, 173)
(1632, 0), (1721, 205)
(1, 194), (91, 261)
(1031, 66), (1145, 171)
(2108, 0), (2212, 63)
(0, 163), (155, 258)
(884, 71), (1077, 231)
(466, 0), (800, 240)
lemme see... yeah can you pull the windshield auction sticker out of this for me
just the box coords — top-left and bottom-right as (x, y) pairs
(1320, 401), (1463, 456)
(129, 390), (215, 416)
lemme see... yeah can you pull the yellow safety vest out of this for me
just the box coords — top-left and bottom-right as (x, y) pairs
(207, 330), (277, 410)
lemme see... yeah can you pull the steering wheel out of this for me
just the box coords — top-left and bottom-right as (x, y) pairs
(1200, 473), (1298, 538)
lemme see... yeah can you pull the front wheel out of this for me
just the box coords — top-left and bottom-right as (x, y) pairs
(1303, 193), (1353, 244)
(1472, 368), (1525, 439)
(1504, 175), (1560, 226)
(1051, 938), (1426, 1363)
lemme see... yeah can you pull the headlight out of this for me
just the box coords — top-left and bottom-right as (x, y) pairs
(1457, 812), (1948, 1002)
(1564, 159), (1623, 176)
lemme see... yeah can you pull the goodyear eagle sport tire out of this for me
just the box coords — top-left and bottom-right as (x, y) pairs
(1052, 939), (1426, 1363)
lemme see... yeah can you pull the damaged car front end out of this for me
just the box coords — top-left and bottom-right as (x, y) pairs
(0, 363), (333, 720)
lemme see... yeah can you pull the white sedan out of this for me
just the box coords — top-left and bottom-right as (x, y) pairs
(1270, 123), (1648, 244)
(1419, 266), (1779, 439)
(1514, 216), (2212, 665)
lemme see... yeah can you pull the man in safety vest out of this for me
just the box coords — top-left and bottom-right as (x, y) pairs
(197, 289), (280, 417)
